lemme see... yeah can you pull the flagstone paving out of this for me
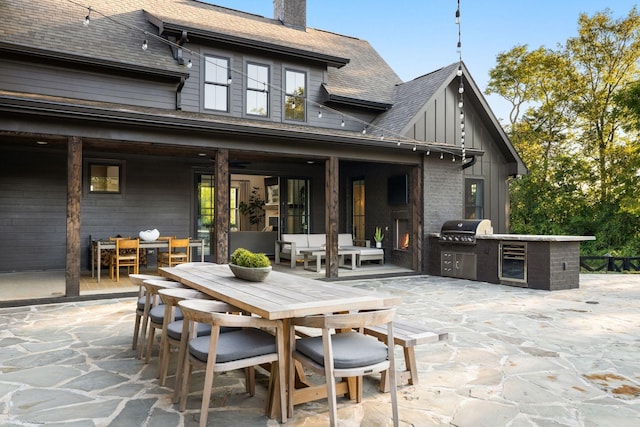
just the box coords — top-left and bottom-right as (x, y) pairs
(0, 274), (638, 426)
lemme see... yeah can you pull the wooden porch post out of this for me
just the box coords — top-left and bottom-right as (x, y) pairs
(215, 149), (230, 264)
(411, 164), (423, 271)
(66, 136), (82, 296)
(325, 156), (339, 278)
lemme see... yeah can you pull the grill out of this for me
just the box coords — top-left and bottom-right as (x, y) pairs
(439, 219), (493, 245)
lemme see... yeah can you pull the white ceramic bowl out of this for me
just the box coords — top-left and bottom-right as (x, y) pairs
(139, 229), (160, 241)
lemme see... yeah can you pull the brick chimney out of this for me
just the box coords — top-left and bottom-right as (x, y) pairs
(274, 0), (306, 29)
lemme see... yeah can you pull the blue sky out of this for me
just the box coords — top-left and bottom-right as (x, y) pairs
(204, 1), (639, 123)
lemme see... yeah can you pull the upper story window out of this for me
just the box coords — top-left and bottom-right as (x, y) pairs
(204, 55), (230, 112)
(246, 63), (269, 116)
(285, 69), (306, 121)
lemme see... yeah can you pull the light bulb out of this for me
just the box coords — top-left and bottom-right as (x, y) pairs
(341, 119), (345, 127)
(412, 145), (417, 152)
(227, 75), (232, 85)
(318, 110), (322, 119)
(426, 149), (430, 156)
(362, 127), (367, 134)
(457, 65), (463, 77)
(440, 152), (444, 160)
(84, 15), (90, 26)
(142, 39), (148, 51)
(452, 156), (456, 162)
(187, 59), (193, 69)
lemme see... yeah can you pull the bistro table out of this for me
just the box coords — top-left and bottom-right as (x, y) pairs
(91, 239), (205, 282)
(158, 262), (402, 417)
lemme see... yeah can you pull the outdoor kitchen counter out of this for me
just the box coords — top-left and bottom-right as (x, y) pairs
(476, 234), (595, 242)
(428, 234), (595, 290)
(429, 233), (595, 242)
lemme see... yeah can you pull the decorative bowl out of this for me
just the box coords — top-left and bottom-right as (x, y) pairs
(139, 229), (160, 241)
(229, 263), (272, 282)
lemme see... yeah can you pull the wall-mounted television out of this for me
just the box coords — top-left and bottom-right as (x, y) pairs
(388, 174), (409, 205)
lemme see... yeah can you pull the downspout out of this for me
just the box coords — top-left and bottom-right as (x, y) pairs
(462, 155), (476, 170)
(176, 76), (186, 111)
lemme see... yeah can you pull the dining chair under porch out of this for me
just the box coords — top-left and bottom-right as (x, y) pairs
(288, 308), (399, 427)
(177, 299), (287, 426)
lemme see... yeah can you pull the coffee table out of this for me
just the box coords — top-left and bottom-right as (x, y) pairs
(301, 249), (358, 272)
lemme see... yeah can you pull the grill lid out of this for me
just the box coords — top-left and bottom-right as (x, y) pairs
(439, 219), (492, 244)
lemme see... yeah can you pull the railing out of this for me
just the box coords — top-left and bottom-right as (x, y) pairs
(580, 256), (640, 272)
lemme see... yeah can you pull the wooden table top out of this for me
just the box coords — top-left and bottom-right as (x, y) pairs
(159, 263), (402, 320)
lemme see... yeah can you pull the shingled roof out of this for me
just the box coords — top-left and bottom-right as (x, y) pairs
(2, 0), (400, 107)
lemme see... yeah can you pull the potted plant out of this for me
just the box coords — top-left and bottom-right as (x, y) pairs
(229, 248), (272, 281)
(238, 187), (266, 231)
(374, 227), (384, 248)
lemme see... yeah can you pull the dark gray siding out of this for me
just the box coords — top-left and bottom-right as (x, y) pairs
(81, 153), (196, 270)
(0, 60), (177, 109)
(0, 146), (67, 271)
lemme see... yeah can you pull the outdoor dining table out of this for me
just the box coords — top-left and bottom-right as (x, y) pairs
(91, 239), (205, 282)
(158, 262), (402, 417)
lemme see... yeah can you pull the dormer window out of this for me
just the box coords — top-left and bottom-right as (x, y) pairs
(246, 63), (269, 117)
(285, 69), (306, 122)
(204, 55), (230, 112)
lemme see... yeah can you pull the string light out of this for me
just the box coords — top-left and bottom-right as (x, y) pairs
(456, 0), (465, 163)
(70, 0), (462, 158)
(440, 152), (444, 160)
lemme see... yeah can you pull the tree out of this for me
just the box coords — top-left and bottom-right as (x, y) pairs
(487, 7), (640, 255)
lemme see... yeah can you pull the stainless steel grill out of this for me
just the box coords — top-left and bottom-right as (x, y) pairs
(439, 219), (493, 245)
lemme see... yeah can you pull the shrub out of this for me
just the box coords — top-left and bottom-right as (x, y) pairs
(230, 248), (271, 268)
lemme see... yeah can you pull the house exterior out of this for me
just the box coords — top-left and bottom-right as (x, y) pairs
(0, 0), (526, 303)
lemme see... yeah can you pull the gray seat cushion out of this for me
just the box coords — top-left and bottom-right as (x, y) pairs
(296, 331), (388, 369)
(167, 320), (212, 340)
(149, 305), (183, 324)
(189, 328), (276, 363)
(136, 296), (146, 311)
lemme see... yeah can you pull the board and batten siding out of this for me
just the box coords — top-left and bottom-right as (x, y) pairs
(0, 59), (177, 110)
(406, 80), (512, 233)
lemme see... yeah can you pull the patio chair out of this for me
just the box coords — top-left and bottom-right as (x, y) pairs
(288, 308), (398, 427)
(156, 288), (216, 388)
(129, 274), (169, 351)
(177, 299), (287, 426)
(138, 279), (185, 360)
(158, 237), (190, 269)
(110, 237), (139, 282)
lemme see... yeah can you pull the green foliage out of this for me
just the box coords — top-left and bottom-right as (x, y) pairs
(230, 248), (271, 268)
(373, 226), (384, 242)
(489, 6), (640, 257)
(238, 187), (265, 229)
